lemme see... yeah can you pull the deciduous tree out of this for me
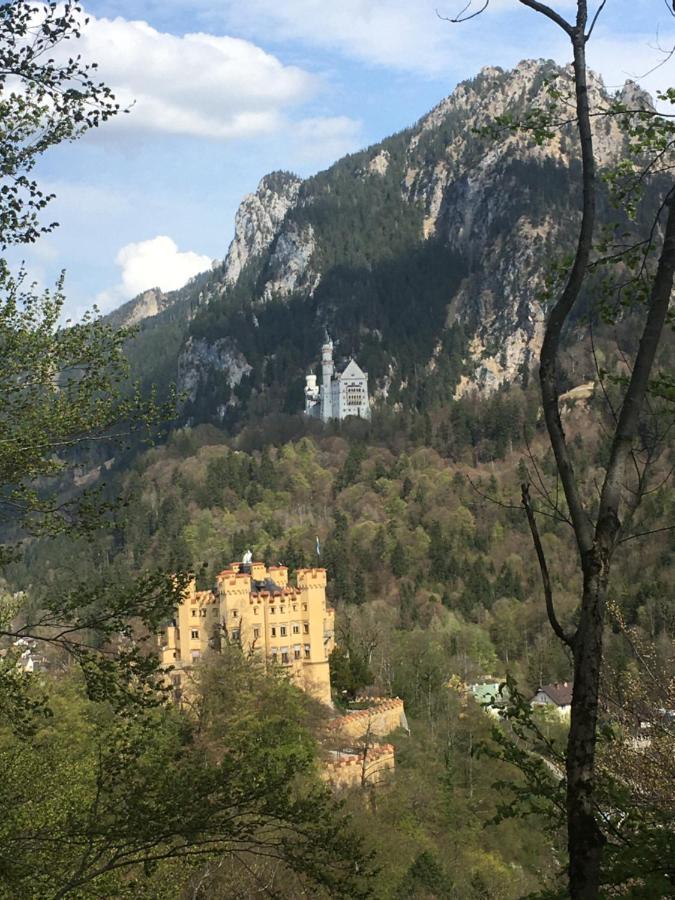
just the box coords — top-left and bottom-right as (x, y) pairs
(450, 2), (675, 896)
(0, 1), (180, 713)
(0, 1), (120, 246)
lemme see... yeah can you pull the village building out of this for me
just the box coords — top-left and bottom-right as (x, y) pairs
(0, 638), (47, 674)
(469, 680), (510, 717)
(159, 560), (335, 705)
(531, 681), (573, 718)
(304, 337), (371, 422)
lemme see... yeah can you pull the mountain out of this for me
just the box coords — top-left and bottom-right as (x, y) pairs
(116, 59), (647, 429)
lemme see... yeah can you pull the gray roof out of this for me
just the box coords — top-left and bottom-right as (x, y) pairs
(338, 358), (367, 380)
(535, 682), (573, 706)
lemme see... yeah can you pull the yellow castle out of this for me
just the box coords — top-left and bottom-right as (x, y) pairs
(159, 560), (335, 705)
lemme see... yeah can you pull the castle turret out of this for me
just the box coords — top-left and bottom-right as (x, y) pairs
(320, 338), (334, 423)
(304, 373), (319, 416)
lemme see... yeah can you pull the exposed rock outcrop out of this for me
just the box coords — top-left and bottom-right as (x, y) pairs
(108, 287), (170, 328)
(401, 59), (634, 392)
(223, 172), (302, 286)
(178, 336), (252, 418)
(262, 223), (318, 300)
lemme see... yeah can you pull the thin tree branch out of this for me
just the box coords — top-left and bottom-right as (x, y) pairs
(589, 321), (618, 425)
(518, 0), (573, 35)
(585, 0), (607, 40)
(598, 192), (675, 547)
(617, 523), (675, 544)
(537, 21), (596, 558)
(522, 483), (575, 648)
(436, 0), (489, 23)
(465, 473), (570, 524)
(523, 429), (573, 525)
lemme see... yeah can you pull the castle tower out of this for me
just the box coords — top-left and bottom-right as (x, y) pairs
(161, 562), (335, 707)
(296, 567), (334, 705)
(304, 373), (319, 416)
(320, 338), (334, 423)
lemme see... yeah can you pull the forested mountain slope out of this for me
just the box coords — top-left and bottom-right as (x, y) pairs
(113, 59), (651, 431)
(8, 404), (672, 896)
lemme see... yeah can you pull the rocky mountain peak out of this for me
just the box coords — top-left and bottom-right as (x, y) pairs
(618, 78), (655, 110)
(222, 170), (302, 286)
(399, 59), (641, 392)
(132, 59), (658, 427)
(107, 287), (169, 329)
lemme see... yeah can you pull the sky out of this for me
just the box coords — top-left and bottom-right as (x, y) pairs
(11, 0), (675, 319)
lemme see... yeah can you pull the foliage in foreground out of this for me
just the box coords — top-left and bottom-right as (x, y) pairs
(0, 650), (373, 899)
(476, 678), (674, 899)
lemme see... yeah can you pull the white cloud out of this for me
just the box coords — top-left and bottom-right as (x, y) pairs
(220, 0), (574, 76)
(96, 235), (211, 310)
(587, 32), (675, 107)
(72, 11), (318, 139)
(117, 236), (211, 294)
(225, 0), (457, 75)
(292, 115), (363, 163)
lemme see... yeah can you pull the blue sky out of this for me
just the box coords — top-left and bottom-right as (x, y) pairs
(13, 0), (675, 318)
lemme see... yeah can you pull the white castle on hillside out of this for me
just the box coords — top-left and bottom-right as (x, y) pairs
(304, 337), (371, 422)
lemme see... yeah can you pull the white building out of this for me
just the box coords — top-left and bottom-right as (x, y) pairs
(304, 338), (371, 422)
(530, 682), (573, 718)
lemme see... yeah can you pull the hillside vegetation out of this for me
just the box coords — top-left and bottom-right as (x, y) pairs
(6, 382), (672, 897)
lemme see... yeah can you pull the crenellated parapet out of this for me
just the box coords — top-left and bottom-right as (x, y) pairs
(322, 743), (395, 788)
(326, 697), (407, 742)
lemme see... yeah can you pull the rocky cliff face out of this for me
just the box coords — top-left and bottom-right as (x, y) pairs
(142, 59), (648, 425)
(400, 60), (644, 389)
(178, 336), (252, 419)
(222, 172), (302, 287)
(108, 287), (171, 329)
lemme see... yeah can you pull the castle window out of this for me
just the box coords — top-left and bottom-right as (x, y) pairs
(271, 607), (276, 615)
(280, 625), (287, 637)
(280, 606), (285, 614)
(231, 630), (240, 641)
(200, 609), (207, 617)
(271, 651), (278, 663)
(303, 604), (307, 611)
(271, 627), (276, 637)
(303, 623), (309, 634)
(232, 610), (238, 618)
(304, 644), (311, 659)
(253, 627), (260, 639)
(191, 629), (199, 640)
(294, 647), (301, 660)
(191, 610), (197, 617)
(191, 650), (201, 661)
(281, 650), (289, 664)
(292, 624), (300, 635)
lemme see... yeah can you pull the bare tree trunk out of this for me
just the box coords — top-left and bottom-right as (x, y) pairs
(567, 562), (608, 898)
(567, 195), (675, 898)
(454, 4), (675, 896)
